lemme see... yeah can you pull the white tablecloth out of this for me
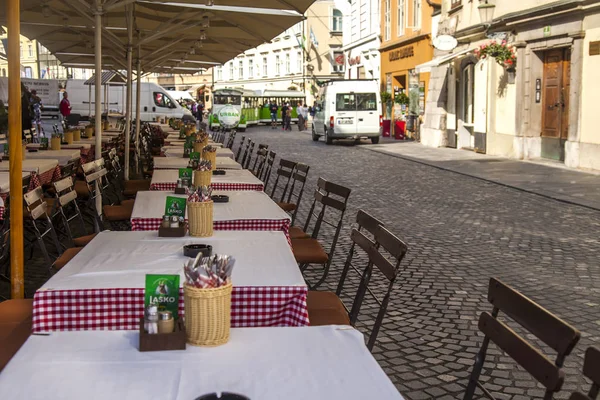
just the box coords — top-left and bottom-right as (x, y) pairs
(131, 190), (290, 223)
(0, 172), (30, 193)
(74, 137), (112, 144)
(27, 143), (92, 150)
(154, 156), (242, 170)
(40, 231), (303, 290)
(0, 159), (58, 174)
(150, 169), (263, 189)
(0, 326), (403, 400)
(25, 149), (80, 165)
(164, 147), (233, 159)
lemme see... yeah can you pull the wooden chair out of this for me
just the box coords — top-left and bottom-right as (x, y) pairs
(261, 151), (277, 189)
(226, 130), (236, 149)
(276, 163), (310, 225)
(464, 278), (581, 400)
(251, 148), (268, 178)
(569, 347), (600, 400)
(242, 140), (255, 170)
(308, 220), (408, 351)
(235, 135), (246, 162)
(53, 176), (97, 248)
(251, 144), (269, 172)
(270, 159), (296, 202)
(291, 178), (351, 289)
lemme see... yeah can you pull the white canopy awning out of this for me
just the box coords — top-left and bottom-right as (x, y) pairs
(415, 48), (473, 74)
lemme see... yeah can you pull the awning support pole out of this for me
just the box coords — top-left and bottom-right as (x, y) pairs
(94, 0), (103, 215)
(124, 4), (133, 180)
(8, 0), (24, 299)
(134, 43), (141, 175)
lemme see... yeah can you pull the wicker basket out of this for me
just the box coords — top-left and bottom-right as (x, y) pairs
(203, 151), (217, 171)
(193, 142), (205, 154)
(50, 137), (61, 150)
(184, 282), (232, 346)
(193, 170), (211, 187)
(63, 130), (74, 144)
(187, 200), (213, 237)
(73, 129), (81, 142)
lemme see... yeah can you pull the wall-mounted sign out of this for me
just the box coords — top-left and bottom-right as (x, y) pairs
(389, 46), (414, 62)
(433, 35), (458, 51)
(335, 53), (345, 65)
(590, 41), (600, 56)
(543, 26), (551, 37)
(348, 56), (361, 66)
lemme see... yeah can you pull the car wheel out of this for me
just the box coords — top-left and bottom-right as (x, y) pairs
(311, 124), (319, 141)
(325, 128), (333, 145)
(371, 136), (380, 144)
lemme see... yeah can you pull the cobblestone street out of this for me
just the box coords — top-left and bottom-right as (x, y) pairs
(243, 127), (600, 399)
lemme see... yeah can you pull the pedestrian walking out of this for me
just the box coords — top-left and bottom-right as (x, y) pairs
(21, 83), (33, 138)
(269, 101), (278, 129)
(31, 89), (44, 137)
(59, 91), (71, 129)
(296, 104), (304, 131)
(297, 103), (308, 131)
(197, 101), (204, 123)
(284, 103), (292, 131)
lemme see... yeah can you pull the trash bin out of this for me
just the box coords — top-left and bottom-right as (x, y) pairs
(406, 114), (417, 132)
(382, 119), (391, 137)
(394, 121), (405, 140)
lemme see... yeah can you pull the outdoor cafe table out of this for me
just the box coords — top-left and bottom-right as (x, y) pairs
(0, 159), (60, 188)
(154, 156), (242, 170)
(164, 147), (234, 159)
(150, 169), (264, 191)
(26, 142), (92, 150)
(0, 326), (403, 400)
(0, 172), (30, 219)
(163, 140), (223, 147)
(131, 190), (290, 232)
(24, 149), (81, 166)
(31, 230), (307, 332)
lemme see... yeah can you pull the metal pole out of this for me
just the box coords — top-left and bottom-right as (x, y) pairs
(94, 0), (102, 214)
(124, 4), (133, 180)
(8, 0), (23, 299)
(134, 47), (141, 174)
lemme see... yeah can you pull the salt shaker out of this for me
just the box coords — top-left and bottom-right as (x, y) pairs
(144, 305), (159, 334)
(157, 311), (175, 334)
(176, 179), (182, 189)
(161, 215), (170, 228)
(170, 215), (180, 228)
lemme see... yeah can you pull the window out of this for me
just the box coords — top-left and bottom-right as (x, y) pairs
(384, 0), (391, 41)
(1, 69), (5, 77)
(397, 0), (405, 36)
(239, 60), (243, 79)
(332, 51), (345, 73)
(335, 93), (377, 111)
(462, 63), (475, 124)
(216, 66), (222, 81)
(276, 55), (281, 75)
(412, 0), (421, 29)
(24, 67), (32, 78)
(153, 92), (176, 109)
(297, 51), (302, 73)
(450, 0), (461, 9)
(229, 62), (234, 80)
(213, 94), (241, 105)
(249, 59), (254, 77)
(332, 9), (343, 32)
(28, 44), (33, 57)
(262, 57), (268, 76)
(285, 53), (290, 74)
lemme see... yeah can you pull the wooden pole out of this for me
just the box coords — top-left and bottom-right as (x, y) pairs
(8, 0), (24, 298)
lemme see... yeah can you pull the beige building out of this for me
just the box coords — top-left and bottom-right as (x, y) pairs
(421, 0), (600, 172)
(146, 71), (214, 108)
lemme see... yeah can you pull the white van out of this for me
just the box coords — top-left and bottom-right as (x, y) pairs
(312, 80), (382, 144)
(65, 80), (194, 122)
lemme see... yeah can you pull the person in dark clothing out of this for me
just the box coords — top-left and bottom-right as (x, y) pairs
(21, 83), (32, 137)
(283, 103), (292, 131)
(269, 101), (278, 129)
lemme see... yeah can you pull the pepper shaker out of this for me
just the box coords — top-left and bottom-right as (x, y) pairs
(157, 311), (175, 334)
(170, 215), (180, 228)
(161, 215), (170, 228)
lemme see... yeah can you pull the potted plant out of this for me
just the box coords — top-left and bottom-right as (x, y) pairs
(475, 40), (517, 83)
(51, 131), (62, 150)
(380, 91), (393, 138)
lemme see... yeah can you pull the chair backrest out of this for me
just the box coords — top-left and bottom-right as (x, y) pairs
(570, 347), (600, 400)
(270, 159), (297, 200)
(261, 151), (276, 188)
(252, 148), (268, 177)
(53, 176), (86, 246)
(22, 174), (32, 194)
(235, 135), (246, 162)
(282, 163), (310, 225)
(24, 186), (62, 261)
(242, 140), (255, 169)
(464, 278), (581, 400)
(226, 130), (236, 149)
(342, 225), (408, 351)
(23, 187), (48, 220)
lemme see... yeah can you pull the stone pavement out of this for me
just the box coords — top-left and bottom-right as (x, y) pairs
(364, 140), (600, 211)
(245, 127), (600, 399)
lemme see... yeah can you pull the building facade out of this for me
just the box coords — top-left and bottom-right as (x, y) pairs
(379, 0), (440, 121)
(212, 0), (345, 106)
(421, 0), (600, 172)
(342, 0), (381, 82)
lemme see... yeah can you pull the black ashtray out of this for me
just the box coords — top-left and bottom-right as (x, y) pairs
(183, 244), (212, 258)
(211, 195), (229, 203)
(212, 170), (226, 175)
(28, 149), (38, 152)
(174, 187), (187, 195)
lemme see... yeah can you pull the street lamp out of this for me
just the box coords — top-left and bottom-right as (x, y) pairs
(478, 0), (496, 26)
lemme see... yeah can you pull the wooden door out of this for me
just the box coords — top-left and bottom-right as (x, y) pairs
(541, 49), (571, 160)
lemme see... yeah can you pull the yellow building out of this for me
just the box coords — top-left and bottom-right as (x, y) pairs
(0, 28), (39, 78)
(379, 0), (440, 120)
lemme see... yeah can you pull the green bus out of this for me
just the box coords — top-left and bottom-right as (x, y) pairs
(255, 90), (306, 124)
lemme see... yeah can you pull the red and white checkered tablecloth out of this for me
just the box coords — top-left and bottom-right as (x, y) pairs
(0, 207), (4, 220)
(32, 286), (308, 332)
(131, 217), (290, 233)
(149, 182), (264, 192)
(29, 166), (62, 190)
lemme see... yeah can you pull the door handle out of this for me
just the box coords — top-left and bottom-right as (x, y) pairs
(152, 107), (156, 112)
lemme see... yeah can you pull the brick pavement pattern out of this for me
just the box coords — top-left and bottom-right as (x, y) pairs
(2, 125), (598, 399)
(243, 128), (599, 399)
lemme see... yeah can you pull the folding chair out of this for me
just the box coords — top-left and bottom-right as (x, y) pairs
(291, 178), (351, 289)
(569, 347), (600, 400)
(226, 130), (236, 149)
(269, 159), (296, 201)
(251, 148), (268, 178)
(464, 278), (581, 400)
(235, 135), (246, 162)
(276, 163), (309, 225)
(53, 176), (97, 248)
(242, 140), (255, 170)
(261, 151), (277, 190)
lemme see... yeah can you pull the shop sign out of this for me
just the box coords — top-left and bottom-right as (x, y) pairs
(433, 35), (458, 51)
(348, 55), (361, 66)
(389, 46), (414, 62)
(335, 53), (345, 65)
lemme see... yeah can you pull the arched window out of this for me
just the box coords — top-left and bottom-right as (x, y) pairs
(332, 9), (343, 32)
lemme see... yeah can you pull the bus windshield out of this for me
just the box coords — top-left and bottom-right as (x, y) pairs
(214, 95), (241, 105)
